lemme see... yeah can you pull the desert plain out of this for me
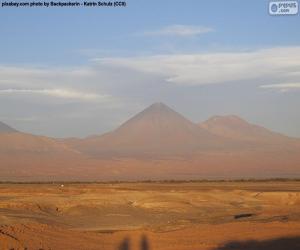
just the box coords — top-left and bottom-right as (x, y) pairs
(0, 181), (300, 250)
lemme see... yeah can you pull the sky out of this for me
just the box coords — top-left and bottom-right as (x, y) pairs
(0, 0), (300, 138)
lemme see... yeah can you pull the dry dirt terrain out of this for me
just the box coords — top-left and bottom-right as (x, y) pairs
(0, 181), (300, 250)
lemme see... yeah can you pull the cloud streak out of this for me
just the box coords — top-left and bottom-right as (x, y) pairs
(1, 47), (300, 93)
(96, 47), (300, 86)
(260, 83), (300, 92)
(0, 88), (112, 102)
(0, 46), (300, 137)
(143, 25), (214, 37)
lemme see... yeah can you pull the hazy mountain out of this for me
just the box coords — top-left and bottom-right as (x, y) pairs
(70, 102), (226, 157)
(0, 132), (75, 154)
(0, 120), (83, 181)
(0, 121), (17, 133)
(200, 115), (286, 142)
(0, 104), (300, 181)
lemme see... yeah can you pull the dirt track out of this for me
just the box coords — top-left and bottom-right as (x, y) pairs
(0, 181), (300, 250)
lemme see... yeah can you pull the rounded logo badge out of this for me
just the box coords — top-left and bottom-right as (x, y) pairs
(269, 1), (299, 15)
(270, 3), (278, 13)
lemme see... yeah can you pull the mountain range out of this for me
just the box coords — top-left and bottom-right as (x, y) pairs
(0, 103), (299, 181)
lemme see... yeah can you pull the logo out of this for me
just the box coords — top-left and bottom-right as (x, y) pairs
(269, 1), (299, 15)
(271, 3), (278, 12)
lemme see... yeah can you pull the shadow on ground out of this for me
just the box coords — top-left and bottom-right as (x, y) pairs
(118, 235), (150, 250)
(214, 236), (300, 250)
(118, 237), (130, 250)
(117, 235), (300, 250)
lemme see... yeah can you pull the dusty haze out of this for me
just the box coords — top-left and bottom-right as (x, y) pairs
(0, 103), (299, 181)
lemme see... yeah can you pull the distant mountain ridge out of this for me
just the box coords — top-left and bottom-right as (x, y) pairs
(0, 121), (75, 154)
(0, 103), (299, 181)
(0, 121), (17, 133)
(70, 102), (228, 157)
(199, 115), (287, 142)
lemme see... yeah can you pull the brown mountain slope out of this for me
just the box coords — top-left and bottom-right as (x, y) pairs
(200, 115), (286, 141)
(0, 132), (76, 153)
(199, 115), (300, 151)
(0, 122), (84, 181)
(69, 103), (229, 157)
(62, 106), (300, 180)
(0, 106), (300, 180)
(0, 121), (17, 133)
(0, 121), (75, 153)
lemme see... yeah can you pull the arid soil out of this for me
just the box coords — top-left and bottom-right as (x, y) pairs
(0, 181), (300, 250)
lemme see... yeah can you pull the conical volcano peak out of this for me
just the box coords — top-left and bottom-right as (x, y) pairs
(84, 102), (218, 156)
(142, 102), (175, 114)
(148, 102), (169, 109)
(121, 102), (189, 126)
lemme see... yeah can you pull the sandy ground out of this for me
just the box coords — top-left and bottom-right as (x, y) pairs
(0, 181), (300, 250)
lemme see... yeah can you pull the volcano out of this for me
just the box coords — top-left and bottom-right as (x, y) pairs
(0, 103), (300, 180)
(200, 115), (289, 142)
(70, 102), (226, 157)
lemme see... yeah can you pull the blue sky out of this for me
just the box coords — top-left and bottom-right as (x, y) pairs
(0, 0), (300, 137)
(1, 0), (299, 64)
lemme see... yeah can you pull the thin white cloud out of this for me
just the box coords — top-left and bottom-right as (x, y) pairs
(260, 83), (300, 92)
(1, 46), (300, 103)
(0, 65), (120, 104)
(143, 25), (214, 37)
(0, 88), (111, 102)
(0, 66), (96, 89)
(0, 116), (38, 122)
(1, 46), (300, 137)
(96, 47), (300, 86)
